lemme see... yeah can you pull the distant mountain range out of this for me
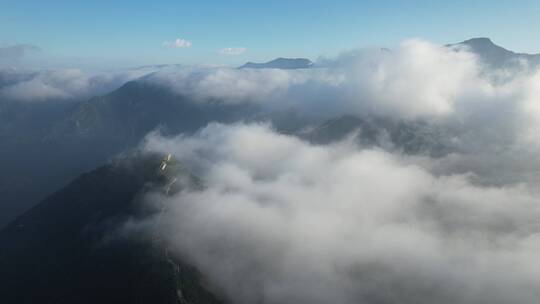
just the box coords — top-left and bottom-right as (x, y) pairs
(236, 38), (540, 70)
(239, 57), (313, 69)
(2, 37), (539, 228)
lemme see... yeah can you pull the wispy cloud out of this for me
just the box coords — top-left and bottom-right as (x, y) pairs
(219, 47), (247, 55)
(162, 38), (192, 49)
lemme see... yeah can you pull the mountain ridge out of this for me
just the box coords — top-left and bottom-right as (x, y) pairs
(450, 37), (540, 68)
(239, 57), (313, 69)
(0, 153), (222, 304)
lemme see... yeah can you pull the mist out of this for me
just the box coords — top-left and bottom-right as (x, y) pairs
(0, 66), (161, 101)
(133, 39), (540, 186)
(140, 123), (540, 304)
(125, 39), (540, 303)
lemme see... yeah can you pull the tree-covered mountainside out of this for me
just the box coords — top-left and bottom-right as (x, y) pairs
(0, 80), (259, 228)
(0, 153), (222, 304)
(301, 115), (453, 156)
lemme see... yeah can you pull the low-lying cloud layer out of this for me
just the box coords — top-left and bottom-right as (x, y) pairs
(123, 39), (540, 303)
(138, 40), (540, 186)
(140, 40), (540, 124)
(140, 123), (540, 304)
(0, 67), (159, 101)
(7, 39), (540, 134)
(143, 40), (475, 118)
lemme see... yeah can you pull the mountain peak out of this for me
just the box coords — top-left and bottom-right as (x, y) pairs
(239, 57), (313, 69)
(455, 37), (508, 53)
(449, 37), (540, 69)
(462, 37), (495, 46)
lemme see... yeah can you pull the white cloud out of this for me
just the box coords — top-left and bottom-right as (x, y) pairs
(144, 39), (489, 119)
(139, 40), (540, 174)
(219, 47), (247, 55)
(137, 123), (540, 304)
(144, 66), (312, 104)
(0, 67), (160, 101)
(1, 77), (70, 100)
(162, 38), (192, 49)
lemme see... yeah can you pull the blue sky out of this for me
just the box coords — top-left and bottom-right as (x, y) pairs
(1, 0), (540, 69)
